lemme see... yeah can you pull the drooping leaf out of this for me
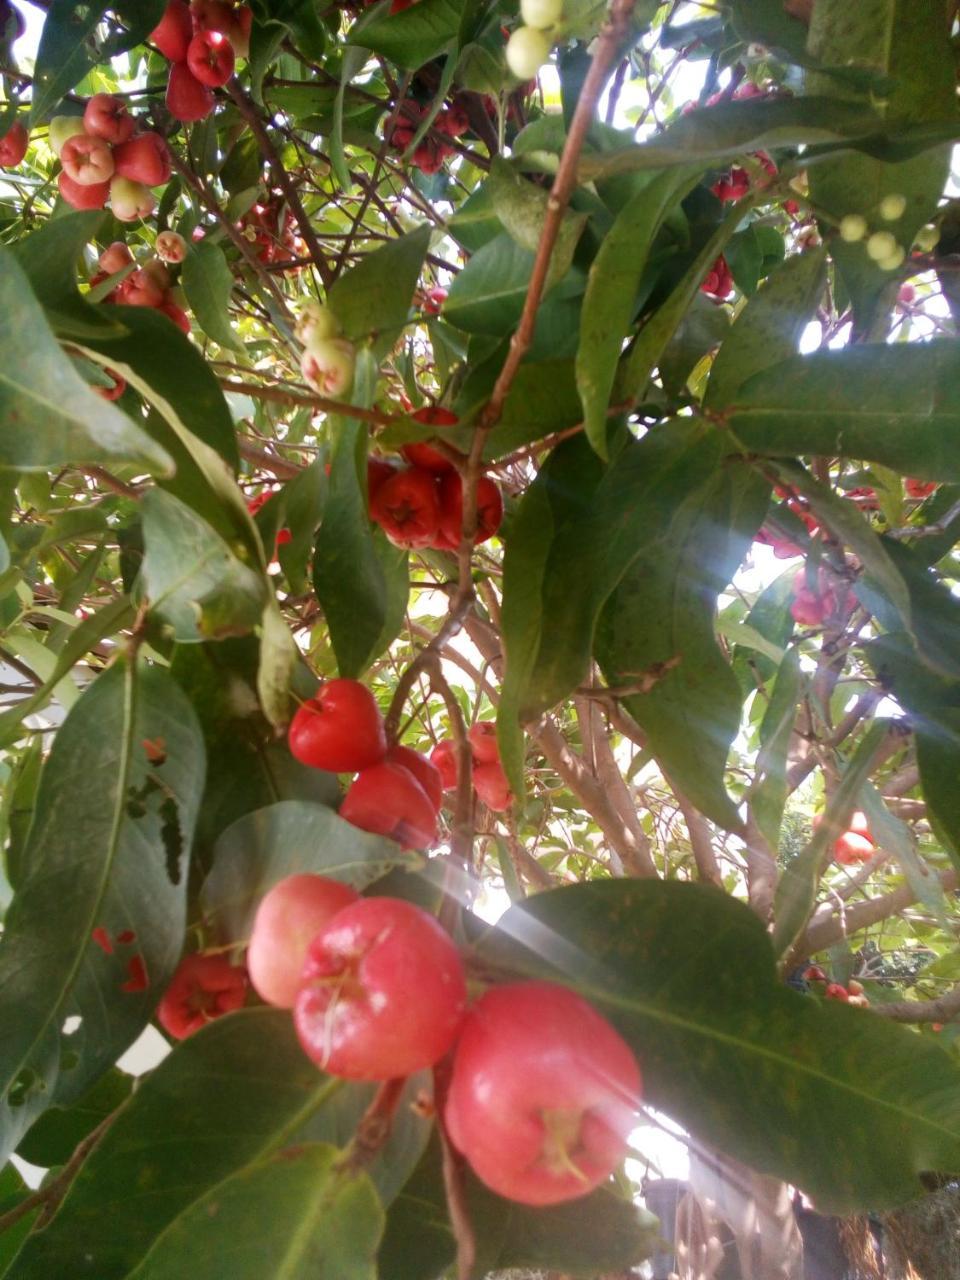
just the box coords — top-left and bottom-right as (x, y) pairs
(200, 801), (415, 943)
(0, 660), (205, 1165)
(726, 341), (960, 483)
(12, 211), (127, 340)
(475, 880), (960, 1214)
(577, 168), (697, 456)
(181, 242), (244, 353)
(141, 489), (267, 642)
(6, 1011), (430, 1280)
(705, 246), (828, 409)
(126, 1143), (383, 1280)
(327, 225), (431, 349)
(0, 250), (171, 476)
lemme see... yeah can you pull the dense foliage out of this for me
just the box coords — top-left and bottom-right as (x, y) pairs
(1, 0), (960, 1276)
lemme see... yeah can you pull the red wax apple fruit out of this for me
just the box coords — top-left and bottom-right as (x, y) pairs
(99, 241), (134, 274)
(0, 118), (28, 167)
(287, 678), (387, 773)
(59, 170), (110, 210)
(445, 980), (642, 1205)
(436, 472), (503, 549)
(150, 0), (193, 61)
(468, 720), (499, 764)
(187, 28), (235, 87)
(166, 59), (216, 122)
(61, 133), (115, 185)
(430, 739), (459, 792)
(384, 743), (443, 811)
(370, 467), (441, 548)
(294, 897), (466, 1079)
(473, 759), (512, 812)
(339, 760), (438, 851)
(157, 953), (247, 1039)
(83, 93), (135, 144)
(113, 131), (171, 186)
(247, 873), (359, 1008)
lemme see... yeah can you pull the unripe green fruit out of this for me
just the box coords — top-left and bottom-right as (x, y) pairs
(866, 230), (897, 263)
(915, 224), (940, 253)
(520, 0), (563, 30)
(838, 214), (867, 243)
(48, 114), (86, 158)
(297, 299), (341, 348)
(505, 25), (552, 79)
(879, 193), (906, 222)
(877, 246), (906, 272)
(300, 337), (356, 397)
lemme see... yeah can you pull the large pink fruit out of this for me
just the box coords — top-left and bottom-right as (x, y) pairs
(294, 897), (466, 1079)
(247, 873), (359, 1008)
(287, 678), (387, 773)
(446, 981), (642, 1205)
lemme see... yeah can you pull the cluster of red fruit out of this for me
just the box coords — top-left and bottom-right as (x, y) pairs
(240, 193), (304, 266)
(89, 237), (191, 338)
(385, 99), (470, 175)
(803, 966), (870, 1007)
(150, 0), (252, 123)
(288, 678), (442, 850)
(789, 565), (856, 628)
(700, 255), (733, 300)
(368, 408), (504, 551)
(48, 95), (171, 220)
(431, 721), (513, 812)
(159, 871), (642, 1207)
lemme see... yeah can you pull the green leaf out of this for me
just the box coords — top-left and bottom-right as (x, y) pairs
(750, 646), (802, 849)
(17, 1069), (132, 1168)
(141, 489), (267, 642)
(256, 597), (298, 731)
(772, 722), (889, 958)
(30, 1), (107, 124)
(7, 1011), (430, 1280)
(577, 169), (697, 456)
(349, 0), (464, 69)
(705, 246), (827, 409)
(181, 242), (244, 353)
(200, 801), (415, 943)
(78, 306), (240, 476)
(594, 443), (767, 828)
(327, 226), (431, 347)
(498, 436), (607, 800)
(313, 364), (409, 678)
(0, 661), (205, 1164)
(0, 250), (171, 476)
(0, 1163), (37, 1271)
(577, 94), (957, 181)
(727, 341), (960, 482)
(127, 1143), (383, 1280)
(807, 0), (955, 330)
(443, 233), (538, 336)
(12, 211), (127, 340)
(487, 157), (587, 272)
(380, 1132), (660, 1280)
(0, 596), (134, 749)
(475, 880), (960, 1214)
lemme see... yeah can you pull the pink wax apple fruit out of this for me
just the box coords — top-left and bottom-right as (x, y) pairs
(339, 761), (439, 851)
(247, 873), (360, 1008)
(294, 897), (466, 1079)
(83, 94), (135, 144)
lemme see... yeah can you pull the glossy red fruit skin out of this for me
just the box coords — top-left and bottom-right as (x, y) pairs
(824, 983), (849, 1002)
(402, 406), (462, 473)
(0, 119), (27, 166)
(430, 739), (459, 792)
(58, 170), (110, 210)
(385, 743), (443, 811)
(446, 981), (642, 1206)
(294, 897), (466, 1079)
(287, 678), (387, 773)
(834, 831), (875, 865)
(151, 0), (193, 61)
(113, 132), (172, 186)
(436, 473), (503, 549)
(340, 761), (438, 851)
(468, 721), (499, 765)
(166, 59), (215, 122)
(367, 456), (399, 501)
(157, 953), (247, 1039)
(187, 29), (235, 87)
(83, 93), (135, 144)
(159, 299), (191, 333)
(370, 467), (442, 549)
(247, 873), (360, 1009)
(473, 759), (512, 812)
